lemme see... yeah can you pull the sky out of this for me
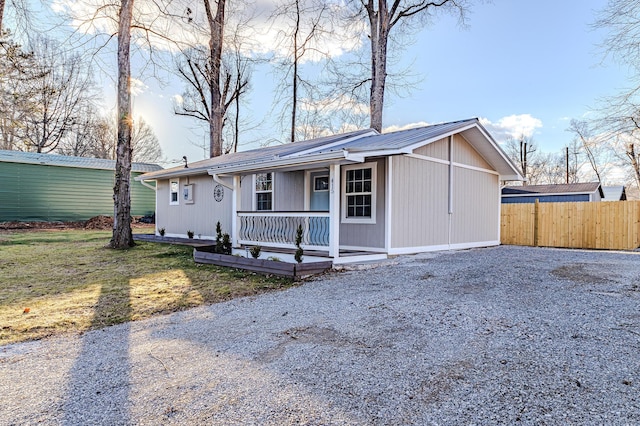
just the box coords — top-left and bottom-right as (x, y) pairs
(34, 0), (632, 167)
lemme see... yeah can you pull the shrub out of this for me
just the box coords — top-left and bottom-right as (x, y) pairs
(215, 221), (223, 253)
(222, 233), (232, 255)
(158, 227), (165, 237)
(187, 230), (194, 239)
(294, 224), (303, 263)
(250, 245), (262, 259)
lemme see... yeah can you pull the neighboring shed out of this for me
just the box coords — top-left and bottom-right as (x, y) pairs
(0, 150), (162, 222)
(501, 182), (603, 204)
(602, 185), (627, 201)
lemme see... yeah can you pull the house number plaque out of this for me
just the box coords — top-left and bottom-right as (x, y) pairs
(214, 184), (224, 202)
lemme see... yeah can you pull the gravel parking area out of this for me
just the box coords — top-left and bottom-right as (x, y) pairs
(1, 245), (640, 425)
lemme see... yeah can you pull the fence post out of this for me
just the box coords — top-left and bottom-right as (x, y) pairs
(533, 199), (540, 247)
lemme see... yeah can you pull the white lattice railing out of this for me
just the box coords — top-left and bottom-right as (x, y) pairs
(238, 212), (330, 250)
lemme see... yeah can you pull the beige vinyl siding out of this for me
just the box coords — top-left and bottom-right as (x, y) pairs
(414, 137), (448, 160)
(274, 171), (305, 211)
(390, 155), (449, 248)
(452, 134), (492, 169)
(451, 167), (499, 244)
(156, 175), (232, 237)
(340, 158), (386, 249)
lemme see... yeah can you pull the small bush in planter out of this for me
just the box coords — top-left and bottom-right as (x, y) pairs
(215, 221), (224, 253)
(222, 233), (232, 255)
(250, 245), (262, 259)
(158, 227), (165, 236)
(187, 230), (194, 239)
(294, 224), (304, 263)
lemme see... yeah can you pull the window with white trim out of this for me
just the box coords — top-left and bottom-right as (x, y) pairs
(170, 179), (179, 205)
(255, 172), (273, 211)
(342, 163), (376, 223)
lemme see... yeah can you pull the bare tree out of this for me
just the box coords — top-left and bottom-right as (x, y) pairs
(352, 0), (469, 131)
(111, 0), (135, 248)
(568, 119), (606, 183)
(174, 37), (250, 155)
(204, 0), (225, 157)
(504, 134), (538, 181)
(20, 36), (95, 153)
(270, 0), (328, 142)
(0, 30), (38, 150)
(592, 0), (640, 189)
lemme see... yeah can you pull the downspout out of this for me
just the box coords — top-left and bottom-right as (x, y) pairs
(448, 135), (453, 247)
(140, 179), (157, 191)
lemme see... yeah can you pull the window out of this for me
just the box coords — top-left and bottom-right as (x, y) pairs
(314, 175), (329, 192)
(255, 172), (273, 211)
(170, 180), (179, 205)
(342, 164), (376, 223)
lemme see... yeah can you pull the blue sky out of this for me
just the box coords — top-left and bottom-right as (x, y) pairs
(78, 0), (628, 166)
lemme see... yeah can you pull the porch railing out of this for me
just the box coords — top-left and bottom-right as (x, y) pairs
(237, 211), (330, 250)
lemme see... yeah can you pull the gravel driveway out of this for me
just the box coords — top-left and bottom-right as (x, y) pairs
(1, 245), (640, 425)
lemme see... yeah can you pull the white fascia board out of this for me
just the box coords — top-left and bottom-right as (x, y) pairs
(135, 168), (210, 181)
(473, 124), (524, 180)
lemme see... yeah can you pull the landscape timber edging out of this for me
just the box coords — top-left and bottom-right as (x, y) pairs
(193, 248), (333, 279)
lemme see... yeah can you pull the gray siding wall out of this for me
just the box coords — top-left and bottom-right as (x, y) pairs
(451, 167), (499, 244)
(274, 171), (305, 211)
(390, 155), (449, 248)
(156, 174), (232, 238)
(414, 138), (448, 160)
(390, 134), (500, 250)
(340, 158), (386, 249)
(452, 134), (492, 169)
(239, 175), (253, 211)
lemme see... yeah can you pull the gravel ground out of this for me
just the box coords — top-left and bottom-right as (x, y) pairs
(1, 245), (640, 425)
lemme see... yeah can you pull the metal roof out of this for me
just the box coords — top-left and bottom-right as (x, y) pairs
(502, 182), (603, 196)
(0, 150), (163, 173)
(137, 118), (524, 181)
(138, 129), (377, 180)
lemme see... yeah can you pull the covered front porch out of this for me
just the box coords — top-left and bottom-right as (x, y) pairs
(213, 158), (388, 265)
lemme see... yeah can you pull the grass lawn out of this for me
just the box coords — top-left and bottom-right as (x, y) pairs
(0, 230), (295, 345)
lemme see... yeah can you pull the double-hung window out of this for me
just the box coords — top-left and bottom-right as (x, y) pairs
(255, 172), (273, 211)
(169, 180), (179, 205)
(342, 163), (376, 223)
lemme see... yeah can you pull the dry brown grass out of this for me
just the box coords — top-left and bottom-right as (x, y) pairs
(0, 230), (294, 345)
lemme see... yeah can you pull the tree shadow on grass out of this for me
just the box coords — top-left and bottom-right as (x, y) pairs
(62, 276), (133, 424)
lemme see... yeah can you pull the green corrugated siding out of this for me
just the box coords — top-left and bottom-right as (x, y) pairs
(0, 162), (156, 222)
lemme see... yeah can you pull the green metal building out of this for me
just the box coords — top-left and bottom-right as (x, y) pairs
(0, 150), (162, 222)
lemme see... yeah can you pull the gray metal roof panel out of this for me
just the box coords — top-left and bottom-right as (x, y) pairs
(502, 182), (602, 196)
(140, 129), (376, 179)
(0, 150), (163, 173)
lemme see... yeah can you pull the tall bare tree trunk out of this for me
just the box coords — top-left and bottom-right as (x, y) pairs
(0, 0), (6, 30)
(203, 0), (225, 158)
(627, 143), (640, 189)
(110, 0), (134, 249)
(367, 0), (389, 132)
(290, 0), (300, 142)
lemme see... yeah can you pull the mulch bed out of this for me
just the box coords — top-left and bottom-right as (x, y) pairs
(0, 216), (153, 231)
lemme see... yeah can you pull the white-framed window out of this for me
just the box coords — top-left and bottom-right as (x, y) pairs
(170, 179), (179, 205)
(342, 163), (376, 224)
(314, 175), (329, 192)
(255, 172), (273, 211)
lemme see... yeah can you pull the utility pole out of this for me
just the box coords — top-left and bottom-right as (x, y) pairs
(565, 146), (569, 184)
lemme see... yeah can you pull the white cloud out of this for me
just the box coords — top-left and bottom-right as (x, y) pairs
(130, 78), (148, 97)
(480, 114), (543, 143)
(383, 121), (430, 133)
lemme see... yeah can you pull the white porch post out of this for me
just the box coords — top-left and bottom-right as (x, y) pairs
(231, 175), (240, 247)
(329, 163), (341, 259)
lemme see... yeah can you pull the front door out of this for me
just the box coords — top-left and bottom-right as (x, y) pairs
(310, 171), (330, 211)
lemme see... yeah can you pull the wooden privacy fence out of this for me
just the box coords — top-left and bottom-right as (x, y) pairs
(501, 200), (640, 250)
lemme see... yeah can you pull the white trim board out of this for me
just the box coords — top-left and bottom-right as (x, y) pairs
(388, 240), (500, 255)
(405, 153), (500, 176)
